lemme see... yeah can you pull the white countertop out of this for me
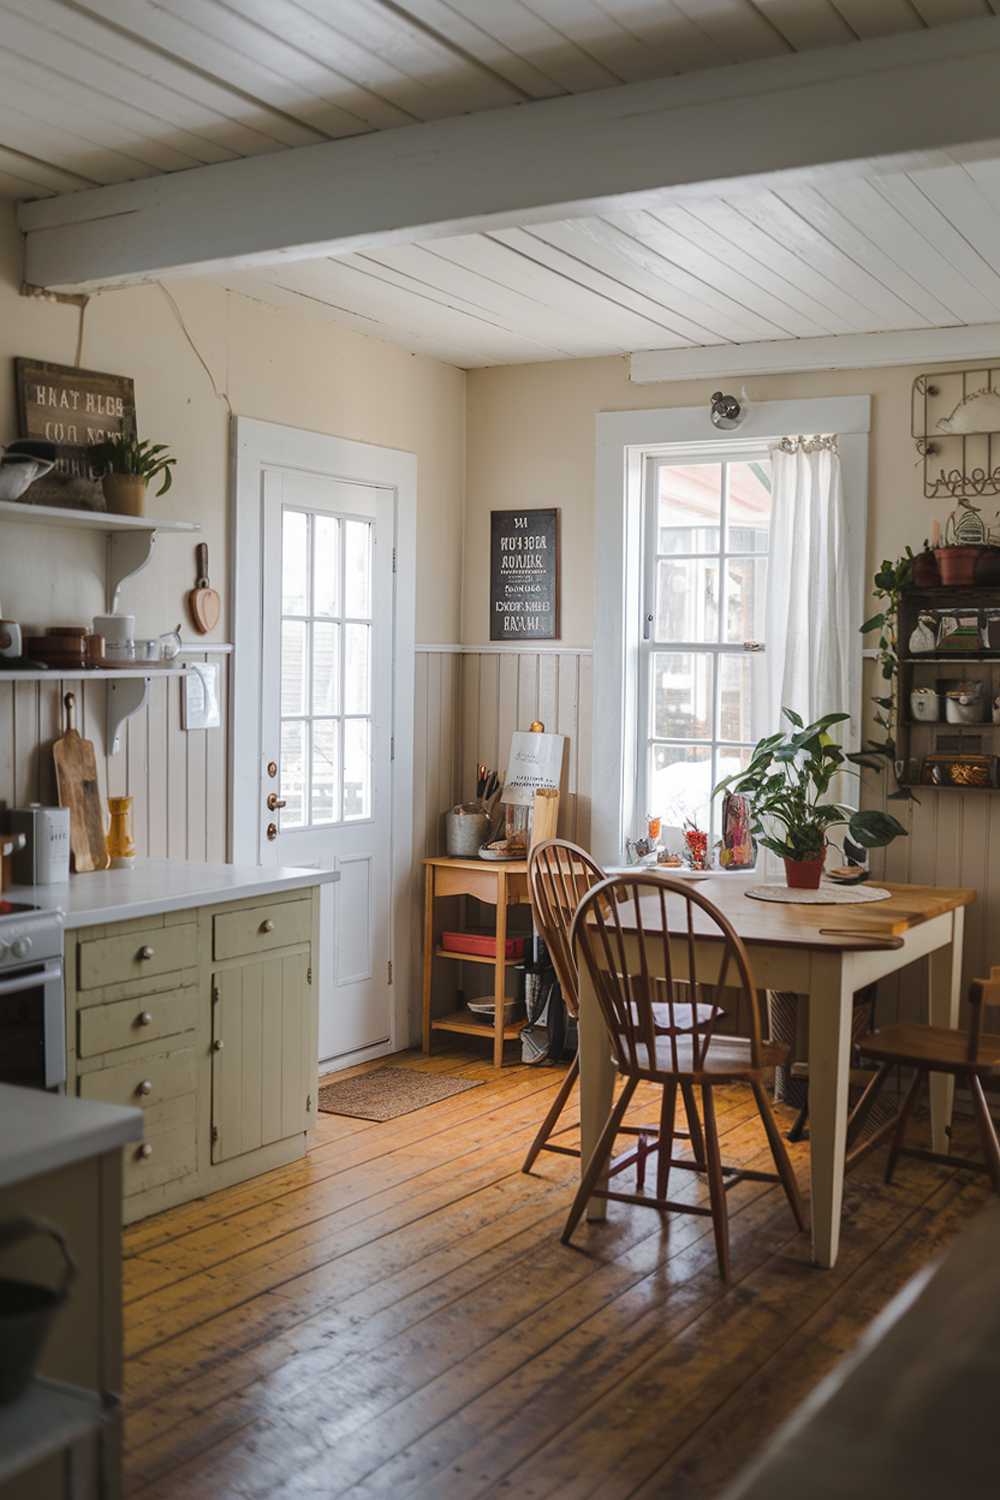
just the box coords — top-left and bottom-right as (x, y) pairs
(0, 1084), (142, 1189)
(5, 858), (339, 930)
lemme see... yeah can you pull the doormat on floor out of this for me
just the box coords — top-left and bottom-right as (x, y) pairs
(317, 1067), (482, 1121)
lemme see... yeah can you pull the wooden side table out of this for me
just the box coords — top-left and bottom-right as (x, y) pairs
(422, 856), (530, 1069)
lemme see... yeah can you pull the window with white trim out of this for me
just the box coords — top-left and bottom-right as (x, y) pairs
(637, 449), (772, 842)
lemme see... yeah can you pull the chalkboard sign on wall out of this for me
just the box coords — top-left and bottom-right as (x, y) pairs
(490, 508), (560, 642)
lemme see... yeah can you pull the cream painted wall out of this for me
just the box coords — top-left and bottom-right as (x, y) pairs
(0, 203), (466, 646)
(463, 355), (951, 646)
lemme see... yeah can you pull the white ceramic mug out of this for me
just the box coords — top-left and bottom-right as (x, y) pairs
(93, 613), (134, 644)
(0, 619), (22, 658)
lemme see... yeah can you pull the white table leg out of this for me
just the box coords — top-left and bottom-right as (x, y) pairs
(928, 906), (964, 1155)
(577, 961), (616, 1222)
(807, 952), (853, 1269)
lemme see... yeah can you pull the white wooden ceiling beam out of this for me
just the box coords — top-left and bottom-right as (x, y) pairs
(19, 16), (1000, 292)
(628, 323), (1000, 383)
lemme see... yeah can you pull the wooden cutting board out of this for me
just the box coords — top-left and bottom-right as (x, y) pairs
(188, 542), (221, 634)
(54, 691), (109, 873)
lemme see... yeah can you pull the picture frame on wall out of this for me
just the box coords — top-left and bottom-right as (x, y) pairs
(489, 507), (560, 642)
(13, 357), (137, 510)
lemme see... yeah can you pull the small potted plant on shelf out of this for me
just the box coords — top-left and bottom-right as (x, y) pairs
(89, 435), (176, 517)
(934, 499), (988, 586)
(713, 708), (907, 890)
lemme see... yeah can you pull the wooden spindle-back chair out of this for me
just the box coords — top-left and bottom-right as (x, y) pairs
(562, 873), (805, 1280)
(522, 840), (712, 1175)
(847, 967), (1000, 1190)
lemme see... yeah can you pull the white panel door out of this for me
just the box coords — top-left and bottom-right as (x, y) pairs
(260, 468), (394, 1065)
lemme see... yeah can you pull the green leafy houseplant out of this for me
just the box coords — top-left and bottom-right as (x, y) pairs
(90, 435), (176, 517)
(860, 550), (912, 761)
(713, 708), (907, 889)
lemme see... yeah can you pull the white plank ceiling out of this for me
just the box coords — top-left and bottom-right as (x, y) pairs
(4, 0), (1000, 367)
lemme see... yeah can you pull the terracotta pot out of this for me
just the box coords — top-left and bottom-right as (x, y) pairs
(102, 472), (146, 517)
(975, 547), (1000, 585)
(934, 545), (984, 586)
(783, 851), (825, 890)
(911, 549), (941, 588)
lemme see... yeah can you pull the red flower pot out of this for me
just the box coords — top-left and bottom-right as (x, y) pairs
(911, 549), (940, 588)
(935, 545), (984, 586)
(783, 851), (825, 890)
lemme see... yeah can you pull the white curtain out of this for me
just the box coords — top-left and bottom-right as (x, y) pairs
(765, 435), (852, 737)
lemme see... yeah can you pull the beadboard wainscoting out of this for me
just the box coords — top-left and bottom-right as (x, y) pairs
(0, 651), (230, 863)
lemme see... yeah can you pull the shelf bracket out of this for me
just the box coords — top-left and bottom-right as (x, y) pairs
(107, 529), (157, 612)
(107, 676), (149, 755)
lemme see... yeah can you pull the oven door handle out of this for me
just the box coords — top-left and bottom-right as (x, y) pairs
(0, 958), (63, 996)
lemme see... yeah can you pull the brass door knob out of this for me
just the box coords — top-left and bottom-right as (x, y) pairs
(266, 793), (287, 812)
(138, 1143), (153, 1160)
(212, 1039), (224, 1052)
(260, 919), (275, 934)
(137, 1079), (153, 1096)
(266, 822), (278, 841)
(138, 945), (155, 961)
(138, 1011), (153, 1027)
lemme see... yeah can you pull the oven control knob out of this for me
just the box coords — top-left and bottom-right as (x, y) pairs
(10, 937), (31, 960)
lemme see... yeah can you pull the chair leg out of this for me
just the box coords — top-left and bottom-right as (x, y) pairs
(521, 1050), (579, 1173)
(786, 1097), (810, 1143)
(562, 1076), (638, 1245)
(750, 1080), (806, 1233)
(680, 1081), (705, 1167)
(701, 1083), (731, 1282)
(969, 1073), (1000, 1194)
(846, 1061), (892, 1151)
(885, 1067), (924, 1185)
(657, 1080), (678, 1201)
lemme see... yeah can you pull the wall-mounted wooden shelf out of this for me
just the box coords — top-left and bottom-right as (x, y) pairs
(0, 499), (200, 611)
(0, 665), (192, 752)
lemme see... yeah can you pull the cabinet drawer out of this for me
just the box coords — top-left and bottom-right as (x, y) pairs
(78, 1047), (197, 1110)
(213, 900), (310, 961)
(78, 923), (197, 991)
(77, 986), (197, 1059)
(124, 1116), (197, 1197)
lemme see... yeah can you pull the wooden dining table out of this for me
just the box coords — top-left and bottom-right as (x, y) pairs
(577, 873), (975, 1269)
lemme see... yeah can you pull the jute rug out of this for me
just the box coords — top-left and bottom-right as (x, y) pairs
(317, 1066), (482, 1121)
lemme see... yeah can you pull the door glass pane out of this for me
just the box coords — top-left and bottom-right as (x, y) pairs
(280, 721), (306, 829)
(344, 623), (370, 716)
(649, 744), (712, 831)
(724, 558), (767, 643)
(312, 621), (340, 715)
(652, 652), (713, 740)
(280, 620), (307, 717)
(655, 558), (719, 642)
(282, 509), (309, 615)
(313, 514), (340, 617)
(343, 718), (371, 821)
(344, 519), (372, 618)
(726, 460), (772, 553)
(718, 655), (768, 743)
(311, 720), (339, 825)
(657, 463), (721, 554)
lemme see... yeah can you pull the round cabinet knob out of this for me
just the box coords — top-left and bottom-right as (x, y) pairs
(138, 1011), (153, 1027)
(137, 1079), (153, 1097)
(10, 936), (31, 960)
(259, 919), (275, 934)
(212, 1039), (224, 1052)
(138, 945), (155, 962)
(138, 1143), (153, 1160)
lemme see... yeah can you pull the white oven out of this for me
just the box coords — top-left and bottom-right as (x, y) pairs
(0, 906), (65, 1090)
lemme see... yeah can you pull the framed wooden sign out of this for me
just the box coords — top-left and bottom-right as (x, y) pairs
(490, 508), (560, 641)
(14, 358), (137, 503)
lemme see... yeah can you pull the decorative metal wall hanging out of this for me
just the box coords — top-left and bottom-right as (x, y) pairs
(912, 367), (1000, 500)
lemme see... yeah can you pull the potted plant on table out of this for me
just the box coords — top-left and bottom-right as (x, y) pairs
(89, 435), (176, 517)
(713, 708), (907, 890)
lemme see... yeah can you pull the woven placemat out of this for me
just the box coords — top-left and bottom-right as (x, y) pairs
(317, 1066), (482, 1121)
(745, 883), (892, 905)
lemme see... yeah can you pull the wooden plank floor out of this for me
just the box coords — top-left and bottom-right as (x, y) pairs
(121, 1046), (991, 1500)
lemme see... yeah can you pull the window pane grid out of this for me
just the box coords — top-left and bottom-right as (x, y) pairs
(643, 456), (771, 843)
(279, 507), (374, 832)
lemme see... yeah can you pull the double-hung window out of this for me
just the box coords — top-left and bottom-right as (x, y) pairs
(637, 450), (772, 842)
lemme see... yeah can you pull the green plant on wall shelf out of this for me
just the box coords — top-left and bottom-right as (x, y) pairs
(860, 549), (913, 772)
(90, 435), (176, 495)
